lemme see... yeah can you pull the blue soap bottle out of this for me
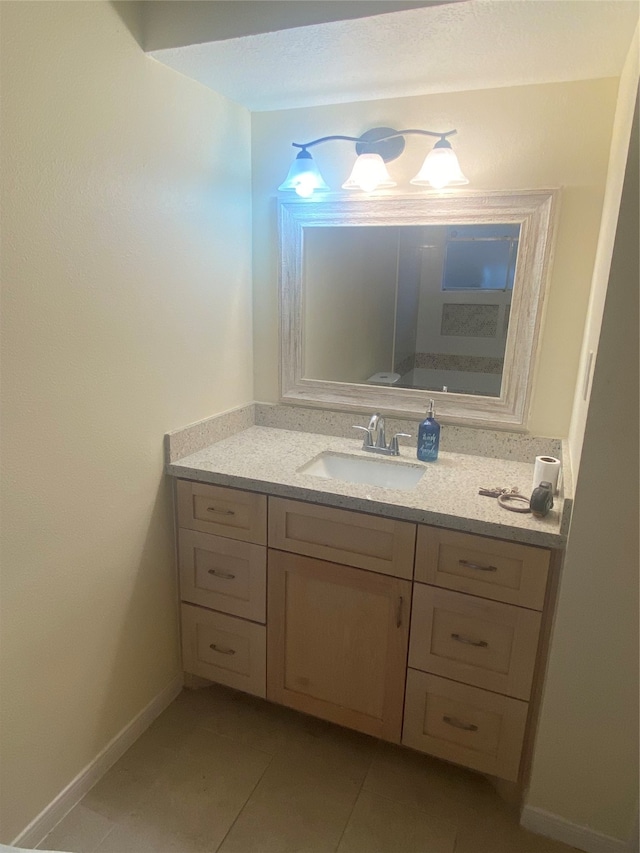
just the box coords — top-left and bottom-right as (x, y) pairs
(417, 399), (440, 462)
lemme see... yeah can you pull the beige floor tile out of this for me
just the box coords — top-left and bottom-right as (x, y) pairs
(276, 715), (376, 784)
(217, 752), (362, 853)
(187, 683), (376, 782)
(337, 791), (457, 853)
(110, 730), (272, 852)
(37, 805), (115, 853)
(129, 691), (210, 753)
(364, 742), (504, 825)
(92, 820), (206, 853)
(82, 736), (176, 821)
(179, 688), (293, 754)
(66, 687), (580, 853)
(453, 807), (581, 853)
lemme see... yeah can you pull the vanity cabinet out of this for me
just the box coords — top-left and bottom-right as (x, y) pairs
(176, 480), (268, 697)
(173, 479), (556, 784)
(267, 549), (411, 741)
(404, 526), (552, 781)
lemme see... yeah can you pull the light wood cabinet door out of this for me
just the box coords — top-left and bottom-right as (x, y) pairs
(415, 526), (550, 610)
(409, 584), (541, 701)
(268, 498), (415, 579)
(267, 550), (411, 742)
(403, 669), (529, 782)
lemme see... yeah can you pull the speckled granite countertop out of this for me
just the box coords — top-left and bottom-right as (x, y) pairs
(166, 426), (570, 548)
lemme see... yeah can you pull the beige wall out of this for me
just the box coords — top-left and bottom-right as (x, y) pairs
(0, 1), (253, 842)
(252, 78), (618, 437)
(525, 46), (639, 844)
(568, 27), (639, 470)
(304, 227), (397, 382)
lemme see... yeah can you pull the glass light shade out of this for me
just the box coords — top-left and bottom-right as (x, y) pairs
(341, 153), (396, 193)
(278, 151), (329, 197)
(410, 143), (469, 189)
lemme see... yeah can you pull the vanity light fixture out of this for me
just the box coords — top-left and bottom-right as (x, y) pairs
(278, 126), (468, 196)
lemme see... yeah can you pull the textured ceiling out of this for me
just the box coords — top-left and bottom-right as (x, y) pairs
(148, 0), (639, 111)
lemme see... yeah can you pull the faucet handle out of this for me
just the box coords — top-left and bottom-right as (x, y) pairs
(353, 425), (373, 448)
(389, 433), (411, 455)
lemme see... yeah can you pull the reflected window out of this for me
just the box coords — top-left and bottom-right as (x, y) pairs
(442, 224), (520, 291)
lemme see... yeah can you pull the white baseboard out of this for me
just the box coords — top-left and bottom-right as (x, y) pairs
(11, 674), (183, 850)
(521, 805), (634, 853)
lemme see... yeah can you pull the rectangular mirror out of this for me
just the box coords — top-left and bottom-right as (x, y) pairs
(279, 191), (558, 428)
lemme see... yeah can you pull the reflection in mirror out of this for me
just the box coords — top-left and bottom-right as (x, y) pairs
(279, 192), (557, 428)
(304, 224), (520, 396)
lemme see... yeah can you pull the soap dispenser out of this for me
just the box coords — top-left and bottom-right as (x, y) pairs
(417, 399), (440, 462)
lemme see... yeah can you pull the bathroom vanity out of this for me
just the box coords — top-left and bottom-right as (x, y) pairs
(167, 415), (570, 786)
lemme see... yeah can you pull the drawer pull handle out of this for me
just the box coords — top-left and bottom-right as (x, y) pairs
(396, 596), (404, 628)
(209, 643), (236, 655)
(207, 506), (235, 516)
(443, 715), (478, 732)
(207, 569), (236, 580)
(451, 633), (488, 648)
(459, 559), (497, 572)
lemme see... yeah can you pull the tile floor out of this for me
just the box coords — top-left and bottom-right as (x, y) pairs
(38, 684), (579, 853)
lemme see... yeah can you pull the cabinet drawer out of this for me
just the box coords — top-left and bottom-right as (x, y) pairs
(402, 669), (528, 782)
(268, 498), (415, 579)
(181, 603), (266, 697)
(177, 480), (266, 544)
(409, 585), (541, 700)
(415, 526), (549, 610)
(178, 529), (266, 623)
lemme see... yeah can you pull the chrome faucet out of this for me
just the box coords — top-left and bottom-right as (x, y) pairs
(369, 413), (386, 449)
(353, 413), (411, 457)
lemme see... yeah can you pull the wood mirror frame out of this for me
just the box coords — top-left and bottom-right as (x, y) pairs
(278, 190), (558, 429)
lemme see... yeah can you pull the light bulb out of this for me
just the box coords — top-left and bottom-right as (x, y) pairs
(342, 153), (396, 193)
(294, 177), (316, 198)
(410, 140), (468, 189)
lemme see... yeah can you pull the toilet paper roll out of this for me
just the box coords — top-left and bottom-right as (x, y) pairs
(532, 456), (561, 495)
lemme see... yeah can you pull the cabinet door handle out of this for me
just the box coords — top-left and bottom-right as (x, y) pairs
(207, 506), (235, 516)
(209, 643), (236, 655)
(207, 568), (236, 580)
(451, 633), (488, 648)
(443, 715), (478, 732)
(396, 596), (404, 628)
(459, 559), (497, 572)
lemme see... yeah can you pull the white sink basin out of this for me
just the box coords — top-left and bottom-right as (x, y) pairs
(298, 451), (424, 490)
